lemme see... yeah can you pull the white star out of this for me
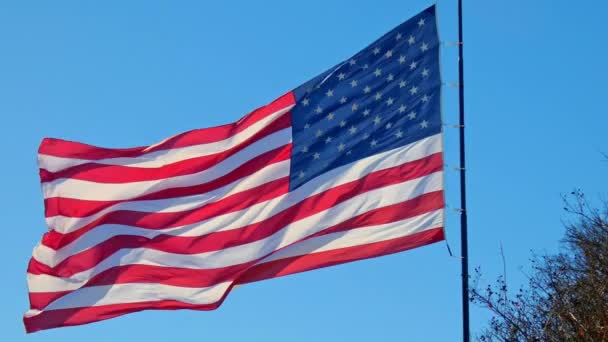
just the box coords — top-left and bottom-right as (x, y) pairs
(399, 80), (407, 88)
(298, 170), (305, 178)
(349, 58), (356, 66)
(362, 64), (369, 70)
(370, 139), (378, 147)
(399, 55), (406, 64)
(395, 130), (403, 138)
(326, 89), (334, 97)
(363, 133), (370, 139)
(385, 50), (393, 58)
(340, 96), (347, 104)
(302, 98), (310, 106)
(346, 150), (352, 155)
(350, 79), (358, 87)
(408, 35), (416, 45)
(375, 92), (383, 101)
(313, 152), (321, 160)
(386, 73), (394, 82)
(316, 129), (323, 137)
(373, 47), (381, 55)
(301, 146), (309, 153)
(409, 86), (418, 95)
(373, 115), (382, 125)
(409, 61), (418, 70)
(399, 104), (407, 113)
(385, 122), (392, 129)
(396, 32), (402, 40)
(349, 126), (357, 134)
(420, 120), (429, 128)
(421, 42), (429, 52)
(422, 68), (430, 77)
(304, 123), (310, 129)
(340, 120), (347, 127)
(386, 97), (394, 106)
(408, 111), (417, 120)
(374, 68), (382, 77)
(337, 73), (346, 80)
(315, 105), (323, 114)
(363, 108), (371, 116)
(421, 94), (430, 103)
(338, 143), (346, 152)
(325, 136), (333, 144)
(326, 112), (335, 120)
(351, 103), (359, 111)
(418, 18), (425, 27)
(363, 85), (371, 94)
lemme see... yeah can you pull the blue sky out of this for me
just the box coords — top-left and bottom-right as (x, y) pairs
(1, 1), (606, 340)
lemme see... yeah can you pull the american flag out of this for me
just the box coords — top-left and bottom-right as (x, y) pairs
(25, 5), (444, 332)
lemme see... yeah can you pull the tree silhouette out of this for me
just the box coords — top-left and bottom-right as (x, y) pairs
(471, 190), (608, 341)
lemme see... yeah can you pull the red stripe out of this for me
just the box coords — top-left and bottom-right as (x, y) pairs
(44, 144), (291, 219)
(39, 114), (290, 183)
(304, 190), (443, 239)
(33, 153), (443, 278)
(38, 92), (295, 160)
(236, 227), (445, 284)
(28, 191), (442, 310)
(24, 228), (443, 333)
(24, 297), (228, 333)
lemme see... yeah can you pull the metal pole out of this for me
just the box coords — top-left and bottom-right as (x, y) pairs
(457, 1), (470, 341)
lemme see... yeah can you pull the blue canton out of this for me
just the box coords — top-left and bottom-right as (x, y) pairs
(289, 6), (441, 190)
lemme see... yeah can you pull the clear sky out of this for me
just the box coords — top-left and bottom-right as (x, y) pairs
(1, 1), (606, 340)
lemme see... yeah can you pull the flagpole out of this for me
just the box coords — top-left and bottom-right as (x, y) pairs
(457, 0), (470, 341)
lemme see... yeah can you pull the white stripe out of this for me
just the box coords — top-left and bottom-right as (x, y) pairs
(46, 134), (442, 235)
(42, 128), (292, 201)
(29, 171), (442, 293)
(259, 209), (443, 263)
(38, 105), (293, 172)
(25, 281), (232, 316)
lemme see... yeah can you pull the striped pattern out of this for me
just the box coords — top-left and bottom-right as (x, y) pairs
(25, 6), (445, 332)
(25, 91), (444, 332)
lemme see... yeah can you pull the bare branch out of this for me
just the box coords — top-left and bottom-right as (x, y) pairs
(471, 193), (608, 341)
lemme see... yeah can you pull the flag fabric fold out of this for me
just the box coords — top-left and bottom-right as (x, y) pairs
(25, 5), (444, 332)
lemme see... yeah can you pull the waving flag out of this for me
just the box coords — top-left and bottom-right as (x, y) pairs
(25, 5), (444, 332)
